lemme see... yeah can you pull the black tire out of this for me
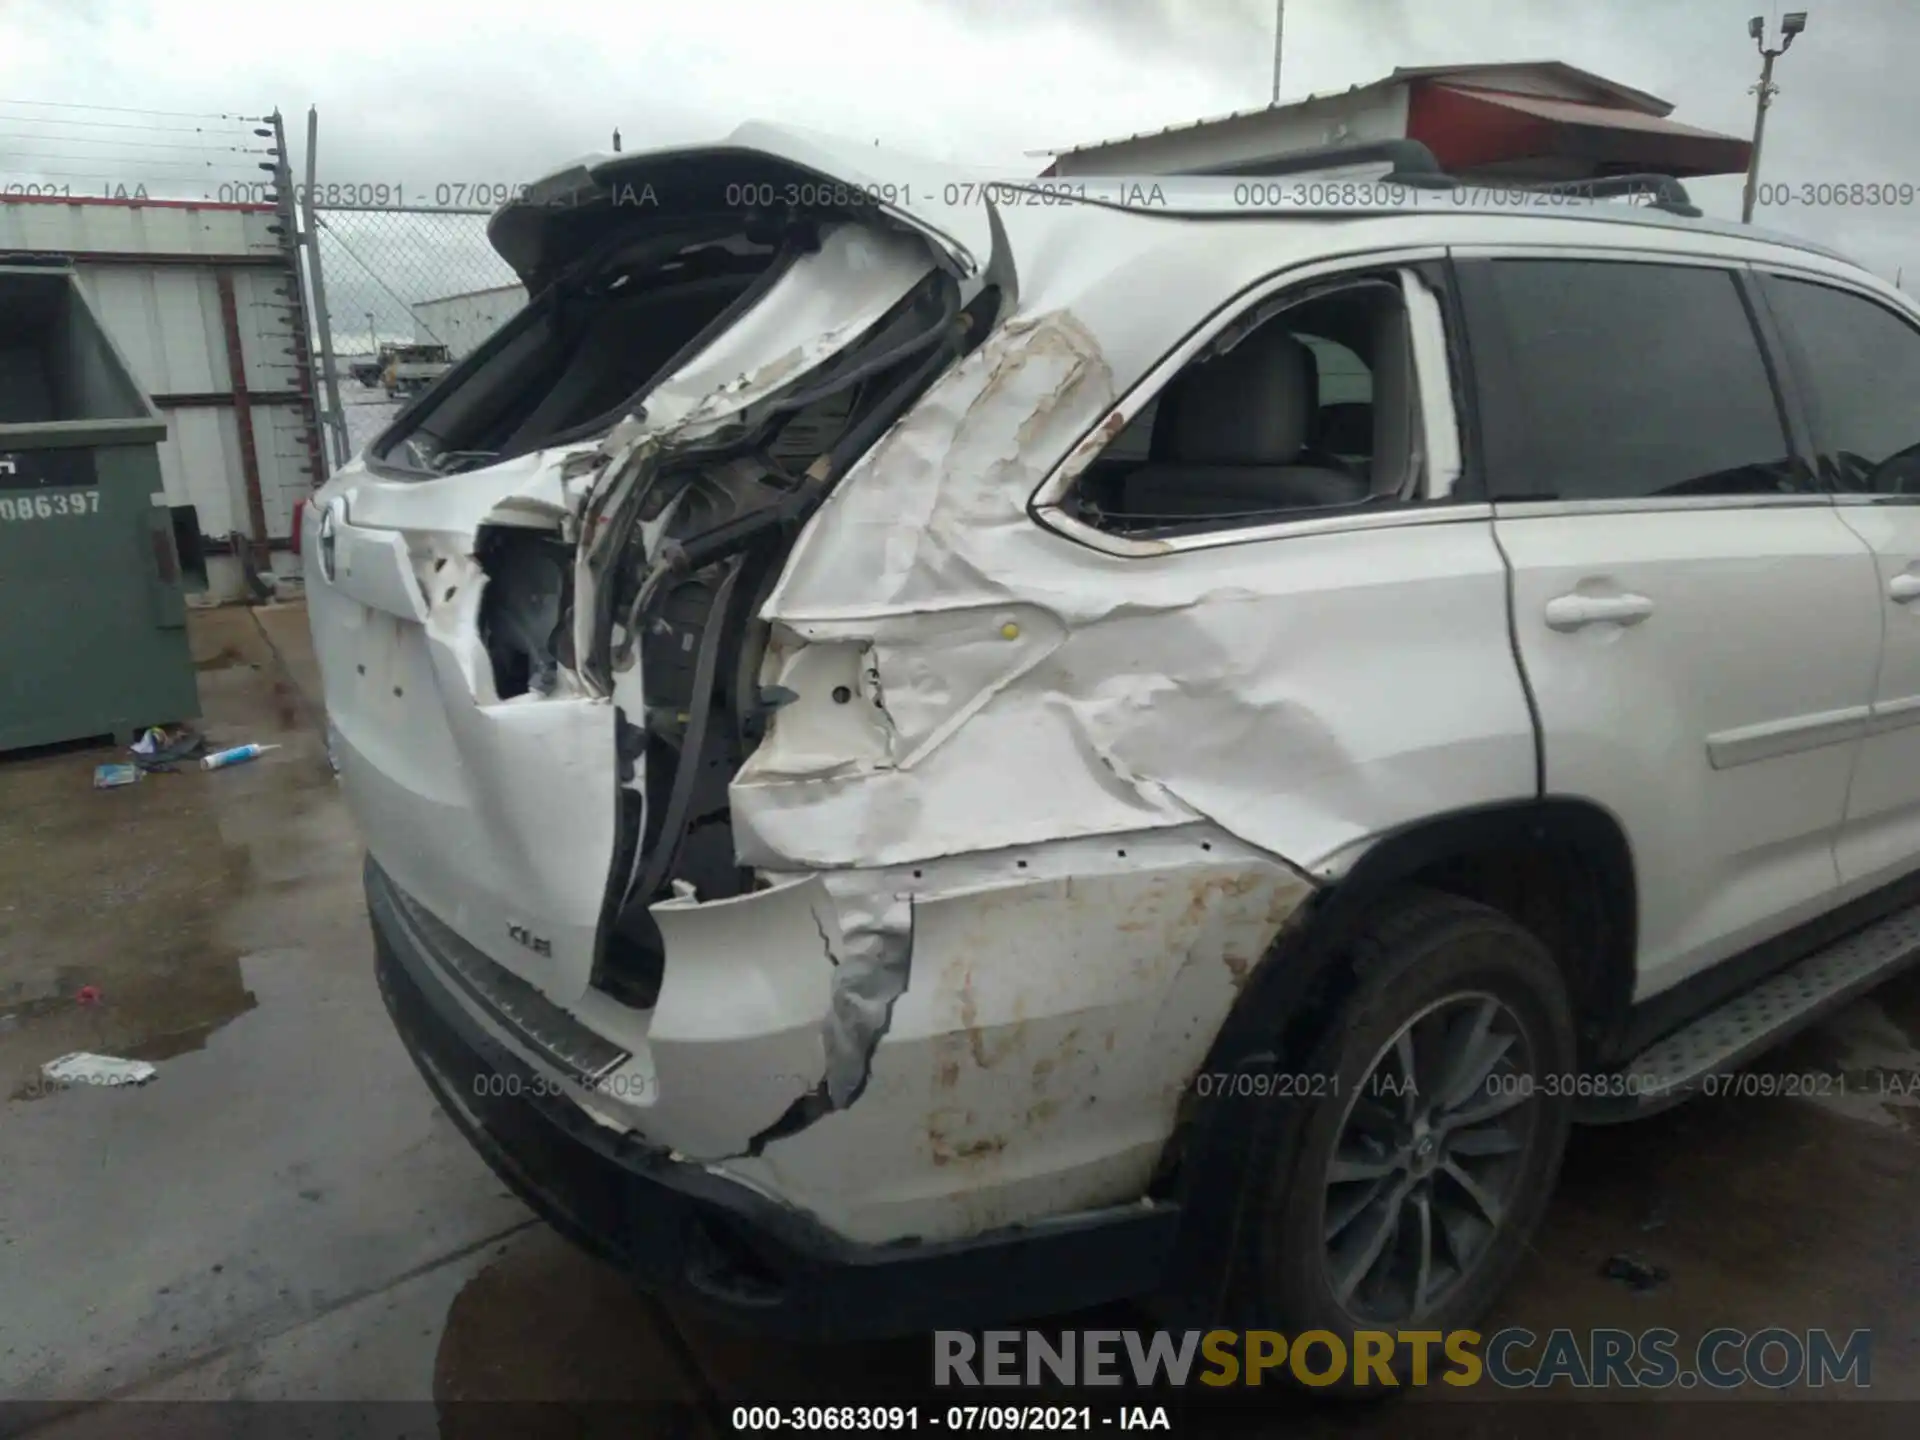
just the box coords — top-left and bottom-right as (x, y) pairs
(1230, 888), (1575, 1382)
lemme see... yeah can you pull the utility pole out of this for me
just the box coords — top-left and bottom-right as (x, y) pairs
(365, 311), (376, 355)
(1270, 0), (1285, 104)
(1741, 11), (1808, 224)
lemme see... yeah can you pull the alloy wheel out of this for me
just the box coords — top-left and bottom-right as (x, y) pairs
(1319, 991), (1541, 1323)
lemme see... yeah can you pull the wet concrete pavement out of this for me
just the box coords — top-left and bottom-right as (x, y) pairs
(4, 603), (1920, 1435)
(0, 605), (530, 1419)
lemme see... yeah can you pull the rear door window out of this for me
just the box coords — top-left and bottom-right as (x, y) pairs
(1762, 275), (1920, 495)
(1468, 259), (1805, 501)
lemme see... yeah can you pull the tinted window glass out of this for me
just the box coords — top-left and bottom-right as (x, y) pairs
(1488, 261), (1798, 500)
(1299, 333), (1373, 405)
(1766, 276), (1920, 495)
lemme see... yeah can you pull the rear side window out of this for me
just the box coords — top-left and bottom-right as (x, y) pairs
(1474, 260), (1801, 501)
(1764, 276), (1920, 495)
(1064, 273), (1428, 537)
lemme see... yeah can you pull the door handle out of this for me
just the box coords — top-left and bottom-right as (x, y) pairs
(1890, 573), (1920, 604)
(1544, 592), (1654, 632)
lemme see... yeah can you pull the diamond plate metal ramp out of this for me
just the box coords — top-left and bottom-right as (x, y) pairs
(1576, 902), (1920, 1123)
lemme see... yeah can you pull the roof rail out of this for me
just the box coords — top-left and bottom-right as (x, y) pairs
(1188, 138), (1455, 189)
(1519, 173), (1703, 218)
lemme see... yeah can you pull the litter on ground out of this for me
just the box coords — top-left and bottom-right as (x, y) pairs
(201, 742), (278, 771)
(40, 1053), (157, 1088)
(131, 725), (208, 771)
(92, 763), (140, 790)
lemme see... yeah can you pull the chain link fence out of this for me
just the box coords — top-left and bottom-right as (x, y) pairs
(304, 203), (524, 463)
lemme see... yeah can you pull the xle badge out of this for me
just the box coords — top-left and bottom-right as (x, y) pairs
(508, 924), (553, 957)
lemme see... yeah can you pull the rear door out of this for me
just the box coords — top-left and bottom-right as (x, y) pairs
(1757, 268), (1920, 897)
(1458, 252), (1883, 997)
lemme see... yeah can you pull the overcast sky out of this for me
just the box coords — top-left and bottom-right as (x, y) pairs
(3, 0), (1915, 296)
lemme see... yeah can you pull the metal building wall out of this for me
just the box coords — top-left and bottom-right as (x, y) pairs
(0, 196), (324, 604)
(412, 282), (526, 360)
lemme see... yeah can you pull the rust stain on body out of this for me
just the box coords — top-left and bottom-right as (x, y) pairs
(956, 963), (1027, 1070)
(1180, 870), (1266, 930)
(928, 1104), (1009, 1167)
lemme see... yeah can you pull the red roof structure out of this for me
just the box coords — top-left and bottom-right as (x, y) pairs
(1040, 61), (1750, 183)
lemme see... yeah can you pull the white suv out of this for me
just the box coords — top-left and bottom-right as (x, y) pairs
(305, 123), (1920, 1346)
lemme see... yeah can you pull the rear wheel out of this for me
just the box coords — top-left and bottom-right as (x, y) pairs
(1236, 890), (1575, 1362)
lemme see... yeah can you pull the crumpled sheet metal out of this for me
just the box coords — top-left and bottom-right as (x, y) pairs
(735, 309), (1198, 870)
(715, 828), (1315, 1243)
(645, 874), (836, 1156)
(815, 876), (913, 1109)
(716, 295), (1530, 1179)
(575, 225), (938, 679)
(742, 303), (1533, 879)
(628, 869), (915, 1157)
(601, 238), (1522, 1224)
(769, 309), (1125, 619)
(600, 222), (937, 463)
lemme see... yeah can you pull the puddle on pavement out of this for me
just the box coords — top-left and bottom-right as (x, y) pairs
(0, 607), (342, 1102)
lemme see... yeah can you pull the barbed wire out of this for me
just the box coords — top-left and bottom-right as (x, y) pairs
(0, 116), (260, 136)
(4, 134), (258, 155)
(0, 97), (266, 120)
(0, 102), (274, 195)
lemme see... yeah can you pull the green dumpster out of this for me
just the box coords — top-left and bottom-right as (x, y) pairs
(0, 259), (202, 753)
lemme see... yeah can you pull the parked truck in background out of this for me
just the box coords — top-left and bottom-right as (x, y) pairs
(350, 343), (396, 389)
(382, 343), (452, 398)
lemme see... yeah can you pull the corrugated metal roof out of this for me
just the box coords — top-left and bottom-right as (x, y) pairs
(1030, 79), (1390, 158)
(1035, 60), (1678, 159)
(1439, 85), (1734, 140)
(1389, 61), (1672, 115)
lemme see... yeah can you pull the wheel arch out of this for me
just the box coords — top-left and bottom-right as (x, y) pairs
(1149, 796), (1636, 1321)
(1248, 797), (1636, 1071)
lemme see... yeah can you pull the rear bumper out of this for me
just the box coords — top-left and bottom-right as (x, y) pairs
(367, 857), (1181, 1340)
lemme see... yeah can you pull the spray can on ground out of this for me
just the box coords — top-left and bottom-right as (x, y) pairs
(201, 743), (280, 771)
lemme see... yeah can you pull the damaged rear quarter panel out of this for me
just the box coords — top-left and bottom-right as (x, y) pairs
(322, 207), (1537, 1250)
(714, 832), (1313, 1243)
(709, 218), (1534, 1240)
(744, 288), (1534, 875)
